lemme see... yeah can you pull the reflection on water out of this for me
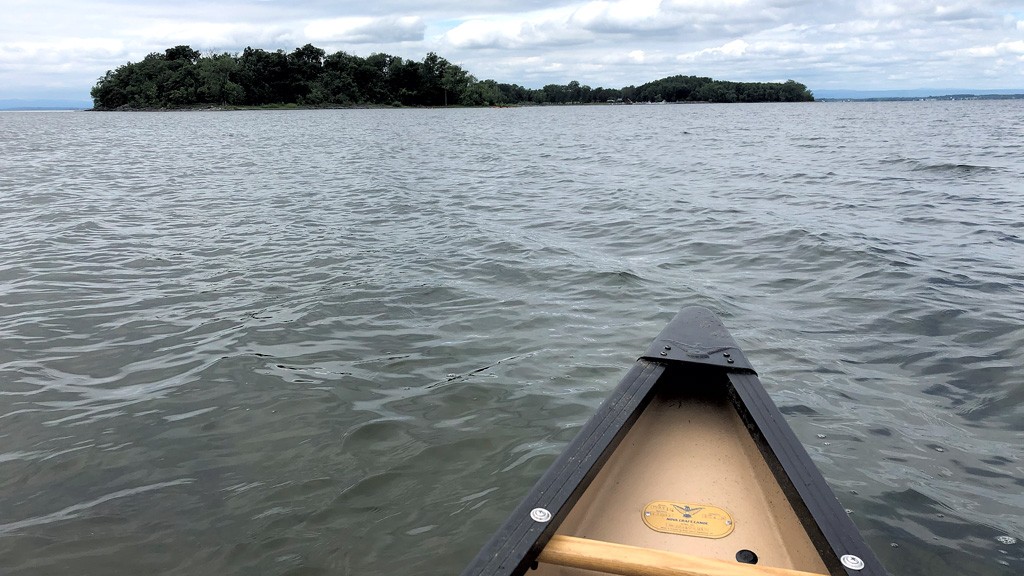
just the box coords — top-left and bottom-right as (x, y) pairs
(0, 102), (1021, 575)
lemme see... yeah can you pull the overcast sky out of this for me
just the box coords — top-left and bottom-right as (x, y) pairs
(2, 0), (1022, 101)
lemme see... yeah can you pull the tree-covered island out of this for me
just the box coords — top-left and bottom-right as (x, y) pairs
(90, 44), (814, 110)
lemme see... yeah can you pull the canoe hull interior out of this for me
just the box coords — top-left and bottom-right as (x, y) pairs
(534, 366), (828, 575)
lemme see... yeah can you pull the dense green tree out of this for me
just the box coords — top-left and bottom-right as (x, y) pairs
(441, 64), (474, 106)
(319, 51), (362, 104)
(164, 45), (200, 63)
(90, 43), (814, 109)
(288, 44), (326, 104)
(195, 53), (243, 104)
(385, 58), (418, 105)
(463, 79), (502, 106)
(419, 52), (460, 106)
(355, 52), (397, 103)
(236, 47), (291, 104)
(780, 80), (814, 102)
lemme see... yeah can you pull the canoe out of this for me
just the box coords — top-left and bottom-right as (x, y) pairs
(462, 307), (887, 576)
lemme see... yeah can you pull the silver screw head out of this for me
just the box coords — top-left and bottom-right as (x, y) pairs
(530, 508), (552, 522)
(840, 554), (865, 570)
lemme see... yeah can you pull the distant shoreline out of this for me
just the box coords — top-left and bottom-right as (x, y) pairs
(85, 101), (786, 112)
(87, 93), (1024, 111)
(5, 93), (1023, 112)
(0, 106), (89, 111)
(817, 93), (1024, 102)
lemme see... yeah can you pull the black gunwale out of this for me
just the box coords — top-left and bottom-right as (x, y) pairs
(728, 371), (888, 575)
(460, 306), (888, 576)
(460, 360), (665, 576)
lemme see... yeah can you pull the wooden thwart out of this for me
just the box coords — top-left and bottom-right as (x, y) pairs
(538, 535), (829, 576)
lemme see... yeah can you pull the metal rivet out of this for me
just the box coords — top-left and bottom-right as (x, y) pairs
(723, 352), (731, 357)
(663, 345), (671, 350)
(840, 555), (864, 570)
(727, 358), (734, 364)
(660, 351), (668, 356)
(530, 508), (552, 523)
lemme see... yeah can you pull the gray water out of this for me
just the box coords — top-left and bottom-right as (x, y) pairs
(0, 102), (1021, 575)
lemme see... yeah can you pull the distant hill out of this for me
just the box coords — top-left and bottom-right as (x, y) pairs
(0, 99), (91, 110)
(813, 88), (1024, 100)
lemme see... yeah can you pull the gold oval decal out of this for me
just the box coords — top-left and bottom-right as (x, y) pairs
(642, 501), (735, 538)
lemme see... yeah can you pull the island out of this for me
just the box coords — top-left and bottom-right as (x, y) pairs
(90, 44), (815, 110)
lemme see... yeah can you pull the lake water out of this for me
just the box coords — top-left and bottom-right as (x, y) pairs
(0, 102), (1021, 575)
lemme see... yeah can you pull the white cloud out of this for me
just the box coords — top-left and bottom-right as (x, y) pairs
(931, 3), (992, 21)
(961, 40), (1024, 57)
(569, 0), (671, 33)
(442, 9), (592, 50)
(130, 21), (298, 51)
(443, 19), (532, 49)
(677, 39), (751, 62)
(441, 0), (785, 53)
(855, 0), (913, 19)
(0, 38), (127, 95)
(661, 0), (752, 11)
(0, 38), (125, 67)
(305, 16), (425, 44)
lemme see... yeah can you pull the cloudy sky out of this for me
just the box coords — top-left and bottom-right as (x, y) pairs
(2, 0), (1022, 102)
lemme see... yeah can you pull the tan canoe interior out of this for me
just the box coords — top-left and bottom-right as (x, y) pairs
(534, 377), (830, 575)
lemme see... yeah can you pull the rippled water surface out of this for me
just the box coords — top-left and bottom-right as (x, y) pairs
(1, 102), (1022, 575)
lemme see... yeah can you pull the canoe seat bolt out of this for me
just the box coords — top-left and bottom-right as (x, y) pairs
(840, 554), (865, 570)
(660, 351), (668, 356)
(735, 549), (758, 564)
(530, 508), (552, 523)
(663, 345), (671, 350)
(727, 358), (735, 364)
(723, 352), (730, 357)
